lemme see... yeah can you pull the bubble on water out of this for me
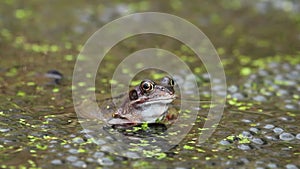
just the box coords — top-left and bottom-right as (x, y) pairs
(0, 128), (10, 132)
(279, 132), (295, 141)
(241, 131), (253, 139)
(49, 140), (58, 144)
(276, 89), (288, 96)
(266, 62), (277, 68)
(241, 119), (252, 123)
(263, 124), (275, 129)
(63, 144), (71, 149)
(249, 74), (257, 80)
(97, 157), (114, 166)
(72, 161), (87, 168)
(228, 85), (238, 93)
(282, 63), (292, 71)
(249, 127), (259, 134)
(239, 158), (250, 165)
(202, 73), (210, 80)
(287, 70), (299, 80)
(175, 167), (188, 169)
(273, 127), (284, 134)
(219, 140), (231, 145)
(285, 104), (297, 110)
(93, 139), (106, 145)
(51, 159), (63, 165)
(237, 144), (251, 150)
(279, 116), (295, 122)
(93, 152), (105, 158)
(286, 164), (299, 169)
(72, 137), (84, 144)
(66, 155), (78, 162)
(267, 163), (278, 169)
(296, 133), (300, 140)
(232, 93), (245, 100)
(125, 152), (140, 158)
(253, 95), (267, 102)
(68, 148), (79, 154)
(264, 135), (278, 141)
(217, 90), (227, 97)
(80, 129), (93, 133)
(258, 69), (269, 76)
(251, 138), (265, 145)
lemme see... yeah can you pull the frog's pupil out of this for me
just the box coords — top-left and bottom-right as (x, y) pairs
(170, 79), (174, 86)
(143, 83), (148, 89)
(143, 83), (151, 90)
(142, 81), (154, 92)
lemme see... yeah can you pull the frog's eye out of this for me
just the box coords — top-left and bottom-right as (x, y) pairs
(141, 80), (154, 93)
(169, 79), (175, 86)
(129, 89), (138, 100)
(161, 76), (175, 86)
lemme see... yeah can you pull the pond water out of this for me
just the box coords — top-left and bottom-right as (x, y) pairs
(0, 1), (299, 168)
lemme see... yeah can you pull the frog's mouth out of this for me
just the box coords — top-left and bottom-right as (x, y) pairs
(134, 95), (177, 106)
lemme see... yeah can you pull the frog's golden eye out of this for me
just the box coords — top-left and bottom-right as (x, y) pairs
(141, 80), (154, 93)
(169, 79), (175, 86)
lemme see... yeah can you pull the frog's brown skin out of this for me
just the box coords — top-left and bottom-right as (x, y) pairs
(107, 76), (176, 126)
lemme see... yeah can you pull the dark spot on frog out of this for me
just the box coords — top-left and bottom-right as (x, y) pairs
(129, 89), (138, 101)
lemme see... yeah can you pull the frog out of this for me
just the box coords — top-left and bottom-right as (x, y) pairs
(107, 76), (176, 127)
